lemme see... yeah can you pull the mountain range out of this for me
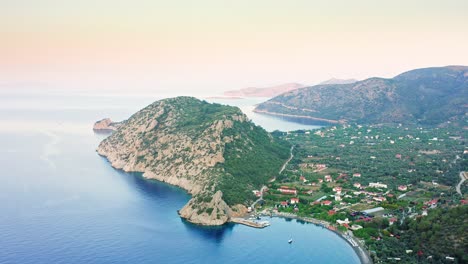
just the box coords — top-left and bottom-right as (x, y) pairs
(254, 66), (468, 126)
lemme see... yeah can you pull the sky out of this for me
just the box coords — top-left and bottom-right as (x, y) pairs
(1, 0), (468, 94)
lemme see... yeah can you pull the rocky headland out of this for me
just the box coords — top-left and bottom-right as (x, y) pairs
(97, 97), (289, 225)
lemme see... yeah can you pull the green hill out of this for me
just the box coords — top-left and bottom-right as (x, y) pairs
(255, 66), (468, 126)
(97, 96), (290, 225)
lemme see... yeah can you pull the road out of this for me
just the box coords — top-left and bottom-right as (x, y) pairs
(279, 145), (294, 174)
(251, 186), (268, 212)
(251, 145), (295, 212)
(456, 171), (466, 196)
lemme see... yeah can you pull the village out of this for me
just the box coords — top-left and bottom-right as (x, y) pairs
(247, 123), (467, 262)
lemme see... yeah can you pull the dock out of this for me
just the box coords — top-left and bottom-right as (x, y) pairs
(230, 218), (270, 228)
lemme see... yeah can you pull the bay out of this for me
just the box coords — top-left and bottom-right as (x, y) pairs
(0, 91), (360, 264)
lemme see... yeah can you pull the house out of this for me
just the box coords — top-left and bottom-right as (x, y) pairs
(280, 201), (288, 207)
(290, 197), (300, 204)
(333, 187), (342, 193)
(321, 200), (332, 206)
(336, 218), (350, 225)
(252, 190), (262, 197)
(328, 210), (336, 215)
(318, 179), (324, 183)
(353, 173), (361, 177)
(425, 199), (438, 208)
(350, 224), (363, 231)
(398, 185), (407, 191)
(369, 182), (388, 189)
(324, 175), (332, 182)
(389, 218), (398, 225)
(299, 176), (306, 182)
(278, 186), (297, 195)
(373, 196), (386, 202)
(395, 154), (402, 159)
(353, 183), (361, 188)
(335, 195), (342, 201)
(306, 190), (314, 195)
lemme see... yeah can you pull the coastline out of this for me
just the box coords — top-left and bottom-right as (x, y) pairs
(252, 109), (344, 124)
(266, 211), (373, 264)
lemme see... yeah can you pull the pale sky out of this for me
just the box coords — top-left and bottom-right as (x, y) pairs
(1, 0), (467, 94)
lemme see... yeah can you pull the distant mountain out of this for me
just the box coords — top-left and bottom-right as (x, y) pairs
(224, 83), (305, 98)
(319, 78), (358, 85)
(254, 66), (468, 126)
(97, 97), (290, 226)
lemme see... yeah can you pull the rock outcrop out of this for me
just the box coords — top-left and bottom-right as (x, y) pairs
(97, 97), (289, 226)
(93, 118), (121, 132)
(178, 191), (232, 225)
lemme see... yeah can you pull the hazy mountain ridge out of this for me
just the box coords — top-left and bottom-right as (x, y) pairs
(255, 66), (468, 126)
(224, 83), (305, 97)
(319, 78), (358, 85)
(97, 97), (290, 225)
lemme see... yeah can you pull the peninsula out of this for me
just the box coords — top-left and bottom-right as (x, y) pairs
(97, 96), (290, 226)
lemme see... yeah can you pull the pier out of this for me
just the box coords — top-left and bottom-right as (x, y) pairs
(230, 218), (270, 228)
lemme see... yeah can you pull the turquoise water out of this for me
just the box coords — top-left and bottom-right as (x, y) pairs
(0, 90), (360, 264)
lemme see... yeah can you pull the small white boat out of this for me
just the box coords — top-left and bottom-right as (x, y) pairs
(288, 238), (293, 244)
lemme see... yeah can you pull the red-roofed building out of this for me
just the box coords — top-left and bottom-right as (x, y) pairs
(278, 186), (297, 195)
(373, 196), (386, 202)
(322, 200), (332, 206)
(389, 218), (398, 225)
(395, 154), (402, 159)
(299, 176), (306, 182)
(280, 201), (288, 207)
(333, 187), (342, 194)
(353, 182), (361, 188)
(324, 175), (332, 182)
(353, 173), (361, 177)
(290, 197), (300, 204)
(398, 185), (407, 191)
(425, 199), (438, 208)
(328, 210), (336, 215)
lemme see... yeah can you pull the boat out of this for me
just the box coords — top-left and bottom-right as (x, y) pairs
(288, 238), (293, 244)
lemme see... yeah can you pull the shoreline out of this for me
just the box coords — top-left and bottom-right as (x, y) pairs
(262, 211), (373, 264)
(252, 109), (344, 124)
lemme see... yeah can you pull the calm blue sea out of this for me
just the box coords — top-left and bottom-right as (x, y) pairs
(0, 90), (360, 264)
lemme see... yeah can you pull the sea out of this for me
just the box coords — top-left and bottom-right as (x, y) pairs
(0, 89), (361, 264)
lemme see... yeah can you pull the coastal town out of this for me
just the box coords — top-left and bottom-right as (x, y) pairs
(241, 123), (467, 263)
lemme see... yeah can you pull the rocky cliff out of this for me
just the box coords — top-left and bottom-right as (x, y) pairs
(97, 97), (289, 225)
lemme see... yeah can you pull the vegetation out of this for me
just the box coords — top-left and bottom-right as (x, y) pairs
(217, 119), (290, 205)
(255, 66), (468, 126)
(258, 123), (467, 263)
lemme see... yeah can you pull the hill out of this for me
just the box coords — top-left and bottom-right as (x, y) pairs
(97, 97), (290, 225)
(254, 66), (468, 126)
(223, 83), (305, 98)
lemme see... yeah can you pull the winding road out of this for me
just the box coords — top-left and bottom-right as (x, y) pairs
(456, 171), (466, 196)
(251, 145), (295, 211)
(279, 145), (295, 174)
